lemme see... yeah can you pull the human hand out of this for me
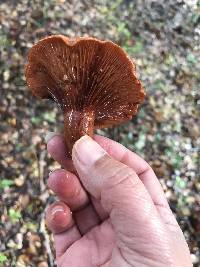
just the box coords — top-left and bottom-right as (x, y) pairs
(45, 134), (192, 267)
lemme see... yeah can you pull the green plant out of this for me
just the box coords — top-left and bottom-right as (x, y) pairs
(123, 39), (144, 56)
(31, 111), (56, 125)
(175, 176), (186, 189)
(31, 116), (42, 125)
(116, 22), (131, 39)
(8, 208), (22, 223)
(187, 53), (197, 65)
(0, 179), (14, 189)
(177, 195), (187, 208)
(27, 203), (34, 213)
(99, 0), (123, 15)
(134, 133), (146, 150)
(25, 221), (37, 231)
(165, 53), (175, 66)
(0, 34), (11, 47)
(0, 253), (8, 264)
(42, 111), (56, 123)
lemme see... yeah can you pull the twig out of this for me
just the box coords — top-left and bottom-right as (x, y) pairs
(38, 150), (46, 192)
(39, 212), (55, 267)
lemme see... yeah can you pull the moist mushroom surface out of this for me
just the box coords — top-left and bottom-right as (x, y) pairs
(25, 35), (145, 156)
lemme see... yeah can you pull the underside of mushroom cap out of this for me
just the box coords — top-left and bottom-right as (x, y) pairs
(25, 35), (145, 129)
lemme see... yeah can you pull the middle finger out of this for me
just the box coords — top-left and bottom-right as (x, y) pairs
(48, 169), (108, 223)
(48, 169), (89, 211)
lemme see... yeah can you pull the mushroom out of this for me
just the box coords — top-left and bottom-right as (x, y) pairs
(25, 35), (145, 157)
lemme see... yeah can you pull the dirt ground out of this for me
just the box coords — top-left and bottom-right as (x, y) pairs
(0, 0), (199, 266)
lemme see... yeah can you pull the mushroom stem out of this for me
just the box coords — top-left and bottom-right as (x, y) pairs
(63, 109), (95, 157)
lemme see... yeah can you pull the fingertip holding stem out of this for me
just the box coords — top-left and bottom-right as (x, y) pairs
(45, 132), (75, 172)
(72, 135), (113, 199)
(45, 131), (60, 143)
(72, 135), (107, 168)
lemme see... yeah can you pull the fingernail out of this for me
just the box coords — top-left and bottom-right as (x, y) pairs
(51, 206), (65, 217)
(73, 135), (107, 167)
(44, 132), (59, 143)
(51, 206), (68, 227)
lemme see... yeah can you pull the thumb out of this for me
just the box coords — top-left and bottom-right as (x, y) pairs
(72, 136), (170, 257)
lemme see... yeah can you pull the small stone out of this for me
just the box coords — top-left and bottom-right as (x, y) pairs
(181, 207), (191, 216)
(3, 70), (10, 81)
(11, 11), (17, 17)
(172, 12), (184, 29)
(18, 254), (30, 264)
(166, 180), (173, 187)
(186, 196), (195, 204)
(14, 175), (25, 187)
(19, 194), (30, 209)
(7, 239), (16, 248)
(8, 118), (16, 126)
(165, 190), (172, 198)
(31, 9), (43, 20)
(191, 253), (199, 264)
(32, 135), (42, 145)
(27, 244), (37, 256)
(16, 233), (23, 249)
(37, 262), (48, 267)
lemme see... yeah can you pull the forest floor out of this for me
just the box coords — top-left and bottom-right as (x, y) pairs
(0, 0), (199, 266)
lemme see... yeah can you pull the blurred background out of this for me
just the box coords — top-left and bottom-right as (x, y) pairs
(0, 0), (199, 266)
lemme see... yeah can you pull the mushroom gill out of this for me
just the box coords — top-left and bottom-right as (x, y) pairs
(25, 35), (145, 157)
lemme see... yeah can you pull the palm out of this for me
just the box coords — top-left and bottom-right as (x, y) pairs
(53, 194), (184, 267)
(57, 203), (114, 267)
(46, 134), (192, 267)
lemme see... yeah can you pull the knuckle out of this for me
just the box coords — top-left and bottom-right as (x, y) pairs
(103, 164), (138, 190)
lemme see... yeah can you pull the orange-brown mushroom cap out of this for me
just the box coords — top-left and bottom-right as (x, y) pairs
(25, 35), (145, 156)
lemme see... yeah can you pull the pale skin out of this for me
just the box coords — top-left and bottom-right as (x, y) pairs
(45, 134), (192, 267)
